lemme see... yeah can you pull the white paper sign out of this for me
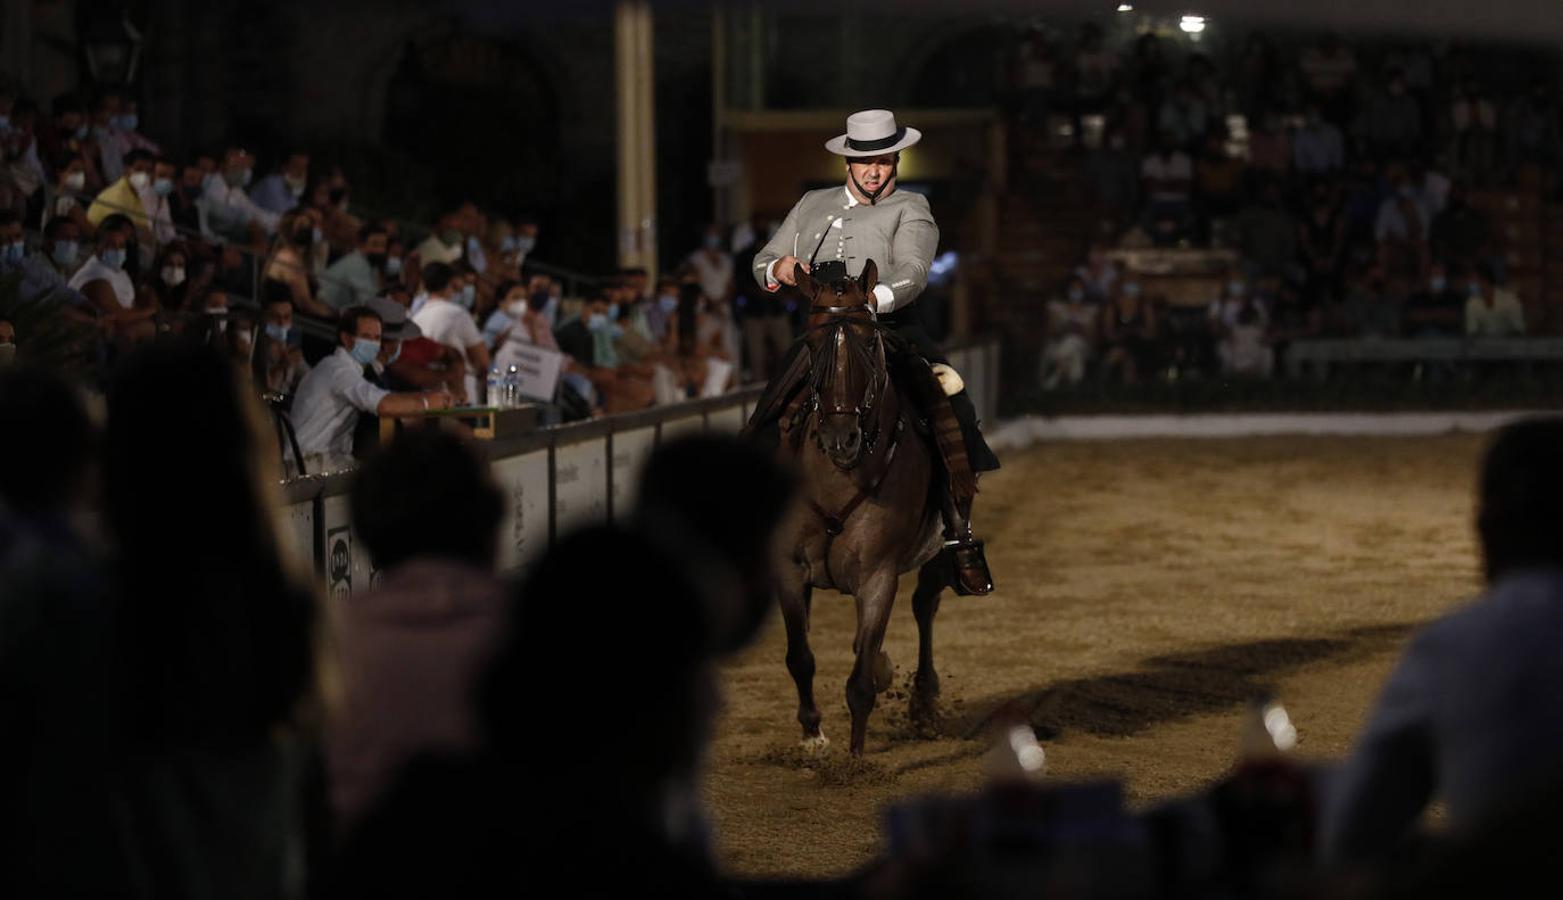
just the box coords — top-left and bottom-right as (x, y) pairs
(495, 342), (565, 402)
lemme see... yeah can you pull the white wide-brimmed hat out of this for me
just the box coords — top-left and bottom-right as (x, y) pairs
(825, 109), (922, 157)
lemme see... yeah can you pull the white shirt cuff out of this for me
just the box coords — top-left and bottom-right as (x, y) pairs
(763, 259), (780, 291)
(872, 283), (895, 314)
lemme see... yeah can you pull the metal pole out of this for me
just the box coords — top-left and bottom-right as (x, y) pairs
(636, 0), (657, 281)
(615, 0), (639, 271)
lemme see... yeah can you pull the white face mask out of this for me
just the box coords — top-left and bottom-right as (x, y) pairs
(128, 171), (151, 191)
(162, 266), (186, 287)
(64, 171), (86, 191)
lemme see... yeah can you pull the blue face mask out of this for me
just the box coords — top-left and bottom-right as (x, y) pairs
(543, 295), (560, 327)
(73, 124), (89, 141)
(607, 302), (621, 321)
(2, 241), (24, 264)
(265, 323), (290, 343)
(586, 312), (609, 332)
(349, 337), (381, 365)
(52, 240), (79, 267)
(1430, 276), (1447, 293)
(658, 294), (678, 314)
(384, 256), (403, 277)
(1468, 280), (1483, 296)
(99, 247), (126, 270)
(1067, 286), (1085, 302)
(115, 113), (139, 132)
(153, 177), (174, 196)
(515, 235), (536, 254)
(459, 283), (476, 309)
(499, 235), (518, 253)
(386, 341), (402, 366)
(1229, 280), (1247, 296)
(703, 234), (722, 250)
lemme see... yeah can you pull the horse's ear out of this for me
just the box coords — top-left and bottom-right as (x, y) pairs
(794, 262), (816, 294)
(859, 259), (879, 296)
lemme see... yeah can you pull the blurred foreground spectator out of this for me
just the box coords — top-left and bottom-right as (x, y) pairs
(1322, 417), (1563, 862)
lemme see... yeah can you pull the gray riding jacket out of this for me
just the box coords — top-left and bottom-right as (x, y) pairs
(751, 185), (939, 315)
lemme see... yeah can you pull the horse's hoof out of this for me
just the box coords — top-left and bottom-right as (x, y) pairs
(800, 733), (831, 754)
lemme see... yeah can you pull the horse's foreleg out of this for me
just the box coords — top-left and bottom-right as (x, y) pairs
(910, 557), (946, 727)
(846, 570), (898, 756)
(778, 568), (824, 748)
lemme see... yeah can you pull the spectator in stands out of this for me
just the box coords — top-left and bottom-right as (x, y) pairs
(0, 366), (133, 897)
(415, 210), (466, 267)
(168, 159), (204, 235)
(1355, 69), (1423, 161)
(1322, 417), (1563, 862)
(1158, 79), (1210, 152)
(250, 150), (309, 216)
(1403, 261), (1465, 338)
(1140, 132), (1194, 245)
(0, 319), (13, 364)
(1465, 264), (1525, 337)
(1501, 79), (1561, 182)
(1231, 180), (1298, 276)
(1298, 184), (1347, 305)
(1194, 132), (1246, 235)
(1449, 80), (1500, 187)
(148, 242), (189, 310)
(1293, 102), (1346, 178)
(1070, 23), (1117, 145)
(1075, 244), (1119, 303)
(290, 305), (453, 470)
(1429, 183), (1494, 274)
(1300, 33), (1358, 125)
(410, 262), (488, 404)
(647, 275), (679, 343)
(1343, 265), (1405, 338)
(264, 207), (334, 320)
(0, 212), (82, 308)
(252, 280), (308, 397)
(45, 151), (94, 237)
(99, 342), (315, 898)
(1041, 275), (1098, 389)
(1217, 301), (1274, 378)
(68, 216), (154, 335)
(320, 222), (388, 312)
(329, 429), (507, 832)
(1375, 164), (1430, 283)
(139, 156), (177, 249)
(1087, 124), (1140, 225)
(687, 224), (735, 308)
(203, 146), (279, 243)
(84, 147), (152, 236)
(558, 292), (653, 413)
(1100, 279), (1158, 384)
(38, 95), (100, 192)
(377, 295), (467, 400)
(1246, 110), (1293, 181)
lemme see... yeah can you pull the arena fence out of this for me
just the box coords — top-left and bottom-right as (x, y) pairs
(276, 335), (1001, 595)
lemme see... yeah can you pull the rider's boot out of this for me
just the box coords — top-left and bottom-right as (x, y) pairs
(941, 489), (994, 596)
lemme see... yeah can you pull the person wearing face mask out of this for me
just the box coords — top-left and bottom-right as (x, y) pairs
(88, 91), (132, 184)
(139, 158), (178, 248)
(250, 281), (310, 397)
(151, 244), (191, 310)
(84, 148), (153, 236)
(0, 212), (87, 308)
(249, 151), (310, 216)
(168, 161), (206, 235)
(646, 276), (680, 343)
(290, 306), (454, 471)
(45, 152), (95, 238)
(554, 294), (653, 414)
(410, 262), (489, 404)
(414, 211), (467, 267)
(1041, 275), (1100, 389)
(320, 223), (390, 312)
(201, 146), (279, 244)
(686, 225), (735, 311)
(263, 208), (335, 320)
(68, 220), (156, 334)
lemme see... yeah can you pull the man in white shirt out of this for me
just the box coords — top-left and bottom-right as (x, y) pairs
(1465, 267), (1526, 337)
(414, 211), (466, 267)
(290, 306), (453, 471)
(201, 147), (279, 243)
(411, 262), (489, 403)
(687, 225), (735, 304)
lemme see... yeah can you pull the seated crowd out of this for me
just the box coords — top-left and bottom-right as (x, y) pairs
(0, 81), (783, 474)
(1023, 26), (1554, 387)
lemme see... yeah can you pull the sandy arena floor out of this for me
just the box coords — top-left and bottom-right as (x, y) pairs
(704, 433), (1488, 879)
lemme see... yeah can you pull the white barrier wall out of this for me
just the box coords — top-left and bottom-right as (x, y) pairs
(278, 499), (315, 577)
(285, 336), (999, 588)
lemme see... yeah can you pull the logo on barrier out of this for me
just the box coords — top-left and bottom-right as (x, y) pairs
(327, 526), (352, 601)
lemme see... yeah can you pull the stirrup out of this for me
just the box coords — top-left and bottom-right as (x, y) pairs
(943, 536), (994, 596)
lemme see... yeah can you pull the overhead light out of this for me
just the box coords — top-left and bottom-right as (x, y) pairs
(1180, 15), (1206, 33)
(1117, 3), (1134, 10)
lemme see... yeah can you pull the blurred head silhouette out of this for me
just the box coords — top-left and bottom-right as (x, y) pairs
(1477, 417), (1563, 583)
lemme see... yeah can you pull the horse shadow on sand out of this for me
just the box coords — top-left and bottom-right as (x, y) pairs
(942, 622), (1418, 744)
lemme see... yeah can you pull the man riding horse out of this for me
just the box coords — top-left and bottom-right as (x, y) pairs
(746, 109), (999, 595)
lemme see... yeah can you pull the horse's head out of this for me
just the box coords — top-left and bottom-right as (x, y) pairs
(795, 259), (886, 471)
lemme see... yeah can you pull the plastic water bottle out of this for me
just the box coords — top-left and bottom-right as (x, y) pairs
(487, 367), (502, 408)
(505, 365), (521, 408)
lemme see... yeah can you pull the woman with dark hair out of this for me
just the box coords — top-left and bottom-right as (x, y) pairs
(150, 241), (191, 311)
(104, 340), (318, 900)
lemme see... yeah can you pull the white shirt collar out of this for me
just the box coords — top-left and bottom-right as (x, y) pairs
(843, 186), (859, 208)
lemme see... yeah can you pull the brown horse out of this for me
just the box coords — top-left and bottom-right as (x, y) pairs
(773, 260), (950, 755)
